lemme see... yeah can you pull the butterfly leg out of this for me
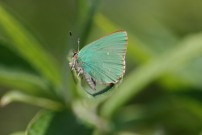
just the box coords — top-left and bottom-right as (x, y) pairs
(77, 67), (83, 76)
(84, 73), (96, 90)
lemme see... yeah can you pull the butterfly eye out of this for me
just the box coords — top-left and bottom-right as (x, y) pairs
(72, 52), (78, 57)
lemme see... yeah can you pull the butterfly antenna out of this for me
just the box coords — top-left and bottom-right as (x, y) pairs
(69, 31), (72, 36)
(69, 31), (80, 52)
(69, 31), (74, 43)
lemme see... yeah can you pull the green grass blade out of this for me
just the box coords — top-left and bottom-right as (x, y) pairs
(26, 110), (92, 135)
(1, 91), (64, 111)
(101, 33), (202, 118)
(0, 5), (61, 87)
(0, 67), (52, 97)
(26, 111), (54, 135)
(79, 0), (101, 47)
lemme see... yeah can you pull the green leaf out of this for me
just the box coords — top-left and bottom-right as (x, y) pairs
(0, 40), (37, 73)
(26, 110), (92, 135)
(79, 0), (101, 47)
(0, 67), (52, 97)
(177, 96), (202, 120)
(26, 111), (53, 135)
(0, 5), (61, 87)
(161, 57), (202, 90)
(1, 91), (64, 111)
(72, 100), (110, 132)
(101, 33), (202, 118)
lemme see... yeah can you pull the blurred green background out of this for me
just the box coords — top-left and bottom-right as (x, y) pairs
(1, 0), (202, 135)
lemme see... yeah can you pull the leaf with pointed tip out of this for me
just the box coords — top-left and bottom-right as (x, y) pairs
(0, 5), (61, 87)
(26, 110), (92, 135)
(1, 91), (64, 111)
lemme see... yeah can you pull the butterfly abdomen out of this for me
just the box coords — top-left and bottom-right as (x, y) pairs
(83, 73), (96, 90)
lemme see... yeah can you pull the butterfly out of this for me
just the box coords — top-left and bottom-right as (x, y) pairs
(69, 30), (128, 94)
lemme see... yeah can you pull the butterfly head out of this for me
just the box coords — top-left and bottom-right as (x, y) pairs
(69, 51), (78, 70)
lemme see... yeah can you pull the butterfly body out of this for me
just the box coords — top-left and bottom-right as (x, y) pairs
(69, 30), (128, 91)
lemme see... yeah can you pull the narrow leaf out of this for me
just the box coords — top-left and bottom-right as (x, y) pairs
(26, 111), (54, 135)
(79, 0), (101, 47)
(1, 91), (64, 111)
(0, 5), (61, 87)
(26, 110), (92, 135)
(0, 67), (52, 96)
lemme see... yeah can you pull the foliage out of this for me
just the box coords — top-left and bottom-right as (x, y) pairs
(1, 0), (202, 135)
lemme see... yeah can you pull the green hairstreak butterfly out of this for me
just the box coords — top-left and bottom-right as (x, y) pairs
(69, 30), (128, 95)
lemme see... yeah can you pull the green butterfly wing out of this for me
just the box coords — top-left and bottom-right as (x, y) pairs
(77, 31), (128, 85)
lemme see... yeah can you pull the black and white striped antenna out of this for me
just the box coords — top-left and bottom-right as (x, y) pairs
(69, 31), (80, 51)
